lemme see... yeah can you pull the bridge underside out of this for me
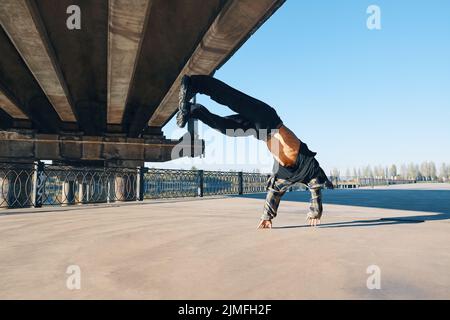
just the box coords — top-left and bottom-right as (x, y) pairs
(0, 0), (285, 165)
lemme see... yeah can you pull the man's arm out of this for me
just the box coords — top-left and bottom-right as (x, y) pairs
(257, 175), (290, 230)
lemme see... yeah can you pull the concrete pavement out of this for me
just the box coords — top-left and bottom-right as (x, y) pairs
(0, 184), (449, 299)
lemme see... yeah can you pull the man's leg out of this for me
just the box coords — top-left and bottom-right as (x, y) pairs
(189, 104), (257, 138)
(187, 75), (283, 133)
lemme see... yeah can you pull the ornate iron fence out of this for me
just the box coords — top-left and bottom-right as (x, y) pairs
(333, 176), (417, 189)
(41, 166), (138, 205)
(0, 163), (271, 209)
(0, 163), (141, 208)
(203, 171), (240, 196)
(1, 162), (420, 209)
(0, 163), (35, 208)
(242, 173), (270, 194)
(143, 169), (198, 199)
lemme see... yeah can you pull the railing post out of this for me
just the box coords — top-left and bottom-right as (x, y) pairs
(197, 170), (204, 197)
(32, 161), (45, 208)
(238, 171), (243, 195)
(137, 167), (147, 201)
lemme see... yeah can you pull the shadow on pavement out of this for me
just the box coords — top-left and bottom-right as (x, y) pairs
(238, 189), (450, 229)
(273, 216), (436, 229)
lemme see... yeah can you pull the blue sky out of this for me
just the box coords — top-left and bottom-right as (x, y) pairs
(151, 0), (450, 173)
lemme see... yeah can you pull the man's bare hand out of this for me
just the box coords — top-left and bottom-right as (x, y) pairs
(257, 219), (272, 229)
(307, 217), (321, 227)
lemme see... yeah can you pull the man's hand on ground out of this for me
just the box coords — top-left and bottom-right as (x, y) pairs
(257, 219), (272, 229)
(307, 217), (321, 227)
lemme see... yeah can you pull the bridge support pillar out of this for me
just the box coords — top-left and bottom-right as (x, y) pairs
(78, 182), (88, 204)
(76, 175), (109, 204)
(114, 174), (137, 202)
(61, 180), (76, 205)
(93, 177), (109, 203)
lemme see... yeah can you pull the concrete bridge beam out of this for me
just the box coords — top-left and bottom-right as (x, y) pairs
(0, 0), (77, 123)
(107, 0), (151, 125)
(0, 130), (204, 163)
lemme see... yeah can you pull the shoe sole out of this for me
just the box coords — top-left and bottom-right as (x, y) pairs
(178, 76), (190, 112)
(177, 76), (191, 128)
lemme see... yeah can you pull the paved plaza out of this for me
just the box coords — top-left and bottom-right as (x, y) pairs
(0, 184), (449, 299)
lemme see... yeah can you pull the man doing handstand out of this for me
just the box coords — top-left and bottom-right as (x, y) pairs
(176, 75), (333, 229)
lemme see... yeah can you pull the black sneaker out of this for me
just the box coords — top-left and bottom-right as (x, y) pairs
(176, 102), (191, 128)
(177, 75), (194, 128)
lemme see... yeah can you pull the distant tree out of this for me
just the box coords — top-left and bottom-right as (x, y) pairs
(372, 166), (378, 178)
(374, 165), (385, 179)
(420, 161), (437, 181)
(420, 162), (429, 181)
(400, 164), (408, 179)
(439, 163), (447, 181)
(373, 166), (379, 178)
(407, 163), (418, 180)
(345, 168), (351, 178)
(429, 161), (437, 181)
(353, 168), (358, 178)
(389, 164), (397, 179)
(415, 164), (422, 180)
(331, 168), (341, 178)
(363, 165), (373, 178)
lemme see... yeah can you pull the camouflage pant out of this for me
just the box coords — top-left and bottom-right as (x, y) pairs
(261, 175), (298, 220)
(261, 175), (323, 221)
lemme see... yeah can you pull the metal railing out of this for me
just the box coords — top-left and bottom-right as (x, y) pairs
(0, 163), (35, 208)
(242, 172), (269, 194)
(203, 171), (240, 196)
(143, 169), (199, 199)
(332, 176), (416, 189)
(1, 163), (420, 209)
(0, 162), (271, 209)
